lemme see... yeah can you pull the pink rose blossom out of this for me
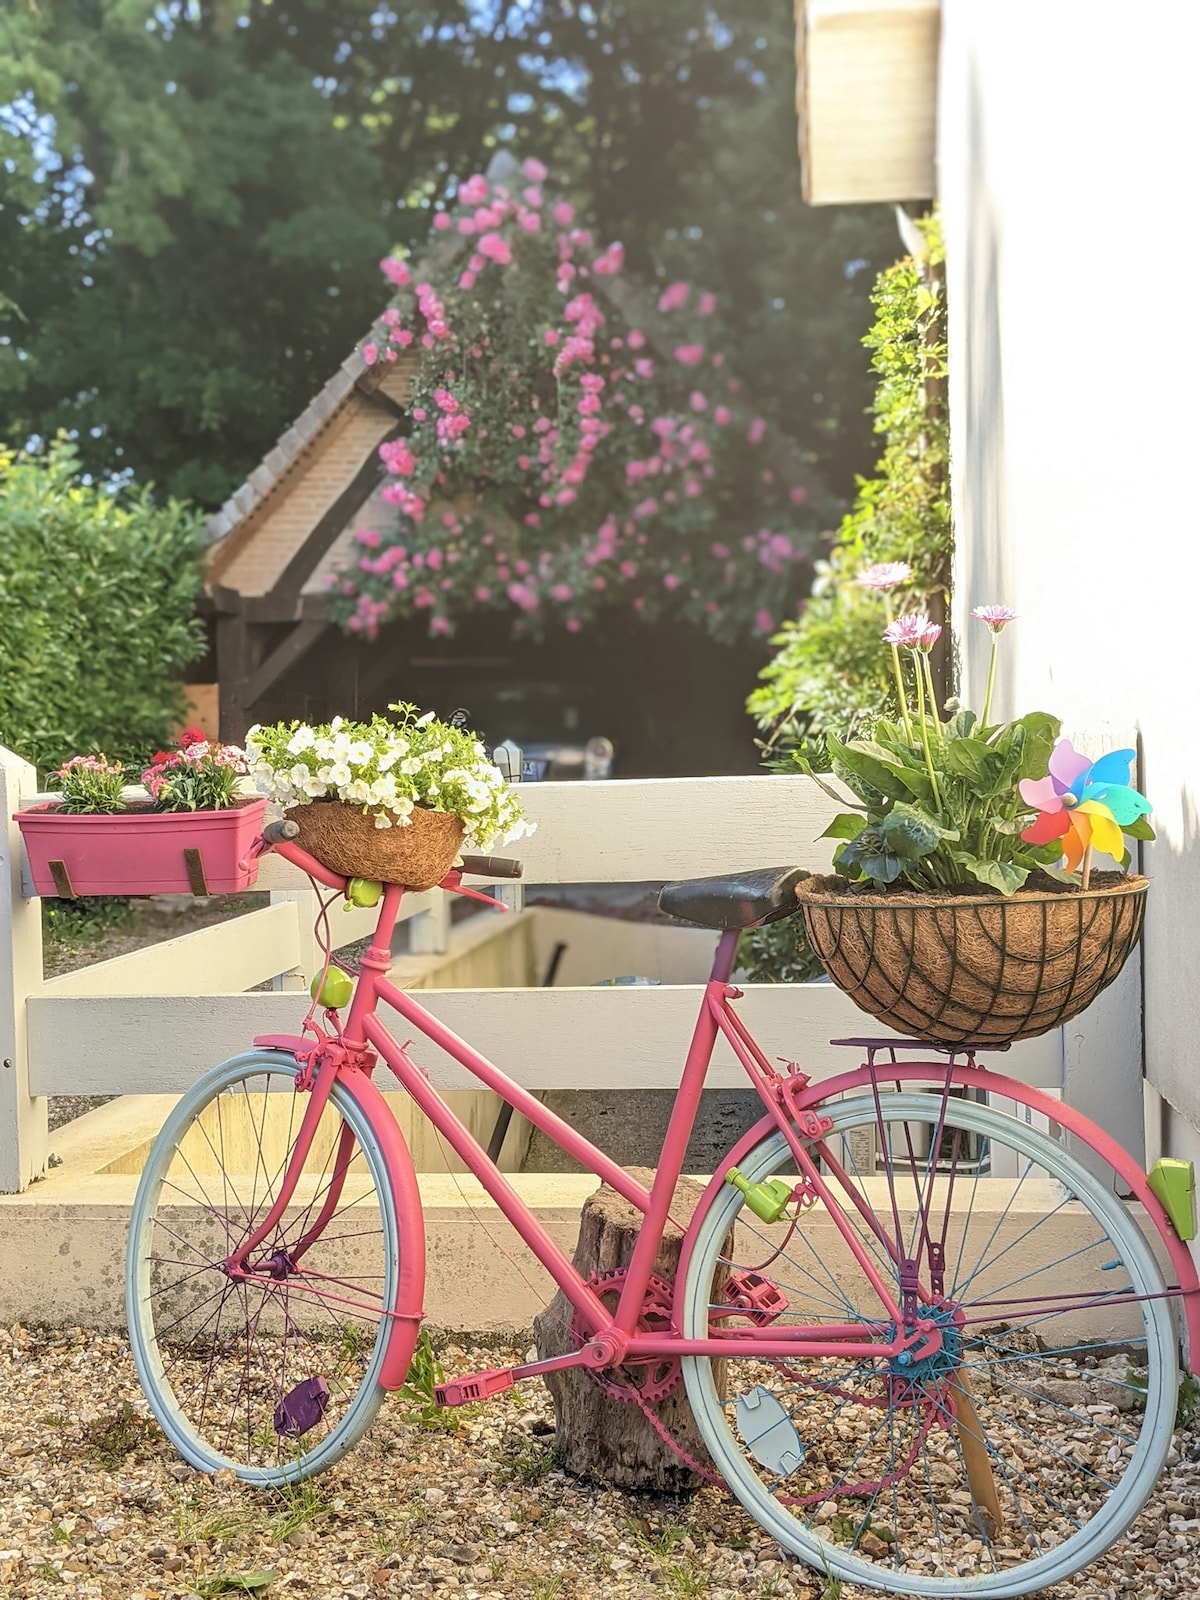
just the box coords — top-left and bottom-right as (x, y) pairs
(380, 256), (411, 287)
(475, 585), (492, 602)
(456, 217), (476, 235)
(746, 417), (767, 444)
(518, 210), (541, 233)
(626, 329), (646, 350)
(566, 618), (582, 633)
(697, 291), (717, 316)
(552, 201), (576, 226)
(521, 156), (548, 183)
(713, 406), (731, 425)
(689, 391), (707, 412)
(789, 485), (808, 505)
(658, 281), (690, 313)
(459, 174), (490, 206)
(412, 408), (427, 422)
(755, 609), (775, 634)
(478, 232), (512, 265)
(620, 560), (638, 578)
(543, 329), (560, 346)
(458, 271), (476, 290)
(663, 573), (680, 590)
(362, 343), (379, 366)
(593, 243), (624, 275)
(433, 212), (451, 231)
(674, 344), (704, 367)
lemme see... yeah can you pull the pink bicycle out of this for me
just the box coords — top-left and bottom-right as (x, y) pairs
(126, 820), (1200, 1597)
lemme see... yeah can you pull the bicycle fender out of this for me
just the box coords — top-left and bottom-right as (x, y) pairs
(334, 1069), (428, 1390)
(252, 1034), (314, 1055)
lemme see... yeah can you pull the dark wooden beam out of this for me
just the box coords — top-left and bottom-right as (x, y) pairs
(216, 612), (255, 742)
(242, 618), (331, 710)
(355, 375), (411, 422)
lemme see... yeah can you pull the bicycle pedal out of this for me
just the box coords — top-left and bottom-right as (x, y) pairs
(724, 1270), (789, 1326)
(434, 1368), (515, 1407)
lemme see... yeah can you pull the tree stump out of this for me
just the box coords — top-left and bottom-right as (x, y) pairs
(532, 1168), (728, 1492)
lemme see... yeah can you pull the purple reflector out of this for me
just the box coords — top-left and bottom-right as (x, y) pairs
(274, 1375), (331, 1437)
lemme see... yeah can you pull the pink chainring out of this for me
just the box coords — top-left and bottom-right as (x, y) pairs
(571, 1268), (683, 1405)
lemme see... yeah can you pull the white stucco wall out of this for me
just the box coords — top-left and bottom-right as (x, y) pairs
(938, 3), (1200, 1149)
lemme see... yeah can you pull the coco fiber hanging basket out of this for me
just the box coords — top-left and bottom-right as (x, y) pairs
(794, 872), (1148, 1047)
(284, 800), (465, 890)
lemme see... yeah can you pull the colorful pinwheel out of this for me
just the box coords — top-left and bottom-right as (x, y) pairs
(1019, 741), (1152, 874)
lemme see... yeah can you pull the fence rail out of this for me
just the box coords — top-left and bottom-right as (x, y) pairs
(2, 742), (1137, 1196)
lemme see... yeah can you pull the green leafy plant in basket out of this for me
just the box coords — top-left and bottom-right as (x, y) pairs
(796, 585), (1154, 896)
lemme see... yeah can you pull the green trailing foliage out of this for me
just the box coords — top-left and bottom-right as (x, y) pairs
(0, 439), (206, 776)
(747, 215), (949, 752)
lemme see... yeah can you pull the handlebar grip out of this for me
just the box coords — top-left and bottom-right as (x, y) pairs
(459, 853), (523, 880)
(263, 818), (301, 845)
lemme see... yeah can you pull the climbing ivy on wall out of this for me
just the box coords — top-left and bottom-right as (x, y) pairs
(746, 214), (949, 754)
(739, 215), (948, 983)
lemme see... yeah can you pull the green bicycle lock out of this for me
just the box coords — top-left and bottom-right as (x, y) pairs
(1148, 1157), (1196, 1241)
(346, 877), (383, 909)
(725, 1166), (794, 1224)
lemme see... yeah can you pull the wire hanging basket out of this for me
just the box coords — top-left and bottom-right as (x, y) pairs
(794, 873), (1149, 1046)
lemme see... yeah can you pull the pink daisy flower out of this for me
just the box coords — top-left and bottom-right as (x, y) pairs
(971, 603), (1017, 633)
(856, 561), (913, 593)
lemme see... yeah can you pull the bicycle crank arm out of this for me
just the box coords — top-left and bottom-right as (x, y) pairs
(436, 1338), (627, 1407)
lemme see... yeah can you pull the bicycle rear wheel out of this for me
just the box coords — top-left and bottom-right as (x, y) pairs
(126, 1051), (400, 1485)
(681, 1093), (1177, 1597)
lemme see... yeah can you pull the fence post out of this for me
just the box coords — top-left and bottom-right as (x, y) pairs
(492, 740), (525, 915)
(0, 745), (47, 1193)
(270, 887), (322, 992)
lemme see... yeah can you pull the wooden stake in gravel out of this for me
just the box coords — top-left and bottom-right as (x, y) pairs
(533, 1169), (729, 1492)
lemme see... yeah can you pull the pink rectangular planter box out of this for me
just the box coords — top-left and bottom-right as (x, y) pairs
(15, 797), (269, 897)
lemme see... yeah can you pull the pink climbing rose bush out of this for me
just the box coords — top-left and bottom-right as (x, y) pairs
(328, 160), (825, 643)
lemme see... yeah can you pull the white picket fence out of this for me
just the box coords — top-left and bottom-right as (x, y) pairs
(0, 741), (1140, 1194)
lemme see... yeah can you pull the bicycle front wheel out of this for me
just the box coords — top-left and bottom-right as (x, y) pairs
(681, 1093), (1177, 1597)
(127, 1051), (401, 1485)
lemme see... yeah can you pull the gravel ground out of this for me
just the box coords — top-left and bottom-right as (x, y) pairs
(2, 1324), (1198, 1600)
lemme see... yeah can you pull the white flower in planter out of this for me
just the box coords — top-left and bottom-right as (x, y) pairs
(246, 701), (533, 849)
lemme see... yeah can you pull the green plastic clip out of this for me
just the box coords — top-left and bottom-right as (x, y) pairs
(346, 877), (383, 909)
(1148, 1157), (1196, 1241)
(725, 1166), (794, 1224)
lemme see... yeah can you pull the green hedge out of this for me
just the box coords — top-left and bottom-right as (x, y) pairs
(0, 438), (207, 777)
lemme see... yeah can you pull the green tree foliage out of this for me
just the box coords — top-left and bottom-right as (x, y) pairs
(0, 440), (206, 775)
(0, 1), (895, 508)
(747, 217), (949, 751)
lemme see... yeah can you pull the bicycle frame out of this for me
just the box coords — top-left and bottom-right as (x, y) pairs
(238, 836), (1200, 1388)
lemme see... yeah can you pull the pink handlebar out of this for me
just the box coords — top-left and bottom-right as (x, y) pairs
(269, 836), (349, 891)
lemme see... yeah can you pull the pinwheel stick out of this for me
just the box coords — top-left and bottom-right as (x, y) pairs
(1081, 841), (1094, 892)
